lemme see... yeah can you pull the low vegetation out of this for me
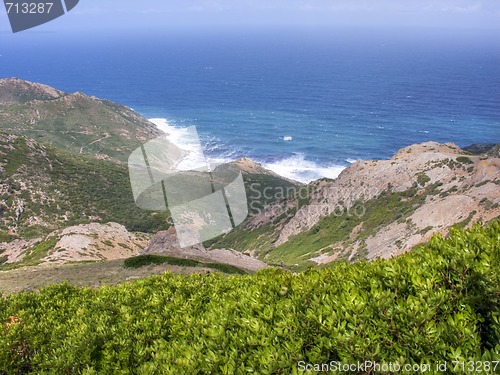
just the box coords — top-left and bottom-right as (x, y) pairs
(0, 221), (498, 373)
(456, 156), (474, 165)
(0, 138), (171, 239)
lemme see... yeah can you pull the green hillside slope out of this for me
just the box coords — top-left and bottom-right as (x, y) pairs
(0, 78), (160, 162)
(0, 133), (171, 240)
(0, 133), (298, 243)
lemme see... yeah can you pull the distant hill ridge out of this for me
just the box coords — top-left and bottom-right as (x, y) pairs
(0, 78), (65, 107)
(0, 78), (162, 162)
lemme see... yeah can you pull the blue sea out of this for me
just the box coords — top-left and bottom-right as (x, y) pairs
(1, 28), (499, 182)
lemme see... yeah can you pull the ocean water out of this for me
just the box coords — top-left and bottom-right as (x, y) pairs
(1, 29), (499, 182)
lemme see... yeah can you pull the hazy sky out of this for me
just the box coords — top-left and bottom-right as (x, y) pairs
(1, 0), (500, 34)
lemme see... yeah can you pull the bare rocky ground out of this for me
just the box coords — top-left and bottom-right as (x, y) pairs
(247, 142), (499, 264)
(46, 222), (149, 263)
(0, 238), (39, 263)
(1, 222), (149, 264)
(141, 227), (268, 273)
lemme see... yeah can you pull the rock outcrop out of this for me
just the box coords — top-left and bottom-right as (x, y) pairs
(0, 78), (65, 108)
(0, 222), (149, 265)
(141, 227), (268, 272)
(230, 142), (500, 265)
(277, 142), (499, 246)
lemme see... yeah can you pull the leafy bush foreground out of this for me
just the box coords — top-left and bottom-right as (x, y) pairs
(1, 221), (499, 374)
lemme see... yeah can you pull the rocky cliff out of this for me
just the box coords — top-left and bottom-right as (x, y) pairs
(210, 142), (500, 269)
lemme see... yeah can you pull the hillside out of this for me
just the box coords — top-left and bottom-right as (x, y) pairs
(0, 134), (171, 241)
(0, 78), (296, 274)
(0, 78), (65, 108)
(0, 79), (499, 371)
(0, 133), (295, 272)
(209, 142), (500, 269)
(0, 78), (161, 162)
(3, 132), (498, 274)
(1, 78), (498, 280)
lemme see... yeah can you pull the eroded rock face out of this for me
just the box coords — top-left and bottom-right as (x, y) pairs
(0, 238), (40, 263)
(244, 142), (500, 264)
(142, 227), (205, 256)
(43, 222), (149, 263)
(0, 223), (149, 265)
(141, 227), (267, 272)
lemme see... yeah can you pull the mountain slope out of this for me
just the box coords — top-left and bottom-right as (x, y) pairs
(209, 142), (500, 269)
(0, 78), (161, 162)
(0, 133), (172, 241)
(0, 133), (297, 269)
(2, 79), (498, 275)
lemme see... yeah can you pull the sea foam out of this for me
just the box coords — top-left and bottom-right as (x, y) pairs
(149, 118), (231, 171)
(149, 118), (346, 183)
(263, 154), (345, 184)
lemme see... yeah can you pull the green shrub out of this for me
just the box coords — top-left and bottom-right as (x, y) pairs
(124, 255), (199, 269)
(416, 172), (431, 186)
(123, 255), (247, 275)
(457, 156), (474, 165)
(0, 232), (15, 243)
(0, 220), (498, 373)
(203, 263), (247, 275)
(0, 255), (8, 265)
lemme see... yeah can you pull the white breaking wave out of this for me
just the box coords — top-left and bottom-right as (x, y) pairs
(150, 118), (346, 183)
(149, 118), (231, 171)
(264, 154), (345, 184)
(283, 135), (293, 141)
